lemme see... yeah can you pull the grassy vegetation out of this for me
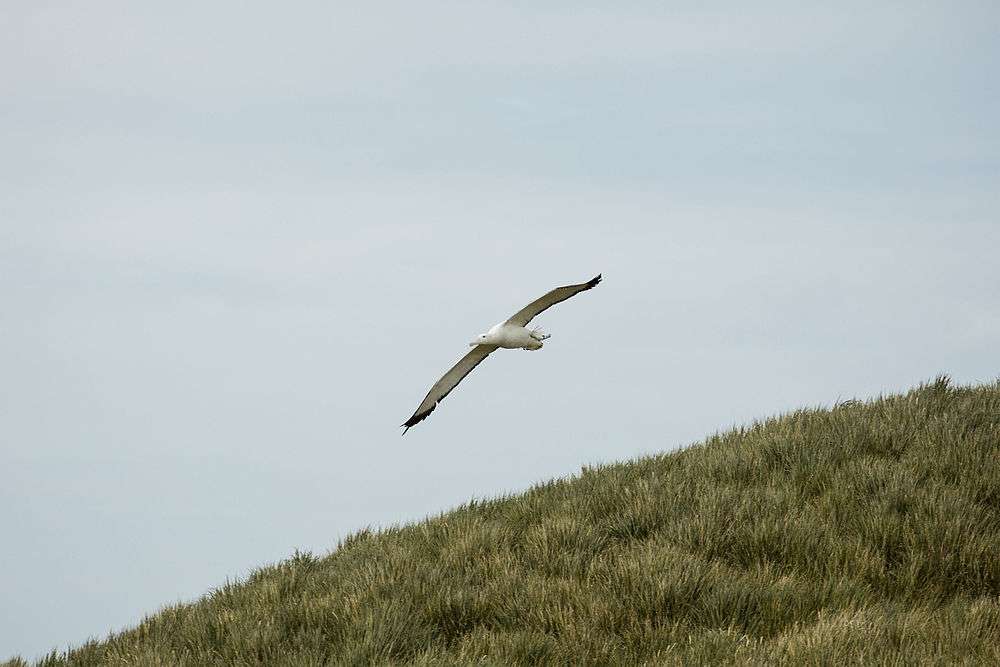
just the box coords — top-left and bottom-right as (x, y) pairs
(11, 377), (1000, 665)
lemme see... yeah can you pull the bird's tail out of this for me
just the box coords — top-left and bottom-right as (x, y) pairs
(530, 326), (551, 341)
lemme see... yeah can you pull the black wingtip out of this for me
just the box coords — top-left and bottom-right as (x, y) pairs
(588, 273), (602, 288)
(400, 407), (433, 433)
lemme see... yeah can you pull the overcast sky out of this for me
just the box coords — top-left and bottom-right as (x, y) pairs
(2, 1), (999, 660)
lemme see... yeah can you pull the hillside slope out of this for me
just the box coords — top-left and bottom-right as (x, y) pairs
(17, 377), (1000, 665)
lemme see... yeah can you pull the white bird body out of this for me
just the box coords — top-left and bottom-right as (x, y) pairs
(476, 322), (548, 350)
(402, 274), (601, 433)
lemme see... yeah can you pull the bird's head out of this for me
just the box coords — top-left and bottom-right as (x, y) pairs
(469, 333), (491, 346)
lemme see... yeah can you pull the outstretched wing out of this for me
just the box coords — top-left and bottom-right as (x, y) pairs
(402, 344), (499, 433)
(505, 274), (602, 327)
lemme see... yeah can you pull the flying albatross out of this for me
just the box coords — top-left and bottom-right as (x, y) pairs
(402, 274), (602, 433)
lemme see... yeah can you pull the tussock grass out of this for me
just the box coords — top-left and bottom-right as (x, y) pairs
(13, 377), (1000, 665)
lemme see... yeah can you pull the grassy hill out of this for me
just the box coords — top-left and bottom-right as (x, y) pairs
(12, 377), (1000, 665)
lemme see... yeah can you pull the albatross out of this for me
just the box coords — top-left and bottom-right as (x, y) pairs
(402, 274), (602, 434)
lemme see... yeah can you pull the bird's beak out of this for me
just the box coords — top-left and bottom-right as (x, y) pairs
(469, 340), (479, 347)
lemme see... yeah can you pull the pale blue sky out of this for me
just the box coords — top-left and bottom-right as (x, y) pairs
(2, 1), (999, 660)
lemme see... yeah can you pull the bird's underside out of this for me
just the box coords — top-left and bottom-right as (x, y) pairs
(489, 324), (550, 350)
(401, 274), (601, 433)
